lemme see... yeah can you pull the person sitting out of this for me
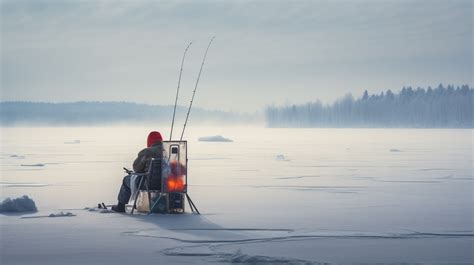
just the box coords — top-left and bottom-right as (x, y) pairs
(111, 131), (163, 212)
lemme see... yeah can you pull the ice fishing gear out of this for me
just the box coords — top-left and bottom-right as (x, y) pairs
(180, 36), (215, 141)
(98, 203), (113, 209)
(170, 42), (192, 141)
(121, 39), (213, 215)
(129, 142), (200, 215)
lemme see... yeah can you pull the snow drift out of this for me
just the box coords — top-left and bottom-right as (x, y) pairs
(48, 211), (75, 217)
(0, 195), (37, 213)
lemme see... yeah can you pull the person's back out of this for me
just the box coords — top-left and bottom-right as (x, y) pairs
(111, 131), (163, 212)
(133, 141), (163, 173)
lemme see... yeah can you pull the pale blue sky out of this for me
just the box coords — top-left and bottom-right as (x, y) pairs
(1, 0), (472, 112)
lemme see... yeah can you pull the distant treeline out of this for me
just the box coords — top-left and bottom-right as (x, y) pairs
(266, 84), (473, 128)
(0, 101), (255, 125)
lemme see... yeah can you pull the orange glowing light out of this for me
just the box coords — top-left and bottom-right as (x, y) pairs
(166, 176), (185, 192)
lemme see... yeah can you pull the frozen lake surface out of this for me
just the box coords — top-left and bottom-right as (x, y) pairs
(1, 126), (473, 264)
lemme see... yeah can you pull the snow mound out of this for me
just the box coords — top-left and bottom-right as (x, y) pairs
(0, 195), (38, 213)
(64, 140), (81, 144)
(48, 211), (75, 217)
(198, 135), (233, 142)
(390, 148), (402, 152)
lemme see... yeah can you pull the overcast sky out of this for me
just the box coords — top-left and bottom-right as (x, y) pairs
(1, 0), (472, 112)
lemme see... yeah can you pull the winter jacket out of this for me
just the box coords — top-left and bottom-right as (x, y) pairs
(133, 142), (163, 173)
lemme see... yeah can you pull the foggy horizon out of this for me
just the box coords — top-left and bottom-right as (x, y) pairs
(2, 84), (471, 127)
(1, 83), (471, 113)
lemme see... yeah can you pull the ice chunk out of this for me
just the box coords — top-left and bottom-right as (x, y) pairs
(275, 154), (286, 161)
(64, 140), (81, 144)
(0, 195), (38, 213)
(48, 211), (75, 217)
(198, 135), (233, 142)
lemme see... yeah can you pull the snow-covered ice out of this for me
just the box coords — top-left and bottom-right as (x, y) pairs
(198, 135), (233, 142)
(1, 126), (472, 264)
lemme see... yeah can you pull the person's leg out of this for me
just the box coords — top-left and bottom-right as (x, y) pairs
(112, 175), (131, 212)
(117, 175), (132, 204)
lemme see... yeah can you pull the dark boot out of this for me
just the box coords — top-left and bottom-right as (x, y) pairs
(111, 202), (125, 213)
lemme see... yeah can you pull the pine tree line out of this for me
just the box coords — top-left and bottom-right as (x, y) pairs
(265, 84), (473, 128)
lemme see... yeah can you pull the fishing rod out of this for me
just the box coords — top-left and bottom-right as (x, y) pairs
(180, 36), (215, 141)
(170, 42), (192, 140)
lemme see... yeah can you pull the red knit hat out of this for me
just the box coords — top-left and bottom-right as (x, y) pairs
(147, 131), (163, 147)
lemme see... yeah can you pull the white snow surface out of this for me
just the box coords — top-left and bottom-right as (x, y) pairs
(1, 126), (473, 264)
